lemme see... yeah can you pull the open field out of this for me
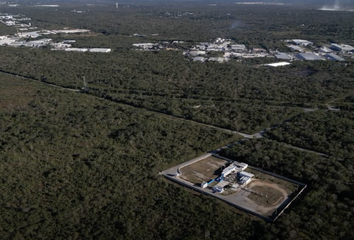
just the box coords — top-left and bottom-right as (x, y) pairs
(246, 168), (299, 194)
(179, 156), (228, 184)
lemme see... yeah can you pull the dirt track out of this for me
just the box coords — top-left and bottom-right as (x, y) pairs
(246, 180), (289, 214)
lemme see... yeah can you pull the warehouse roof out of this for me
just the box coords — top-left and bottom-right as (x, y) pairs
(265, 62), (291, 67)
(325, 53), (345, 61)
(275, 52), (292, 60)
(297, 53), (324, 61)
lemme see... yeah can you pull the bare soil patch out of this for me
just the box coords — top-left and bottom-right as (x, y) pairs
(179, 156), (228, 184)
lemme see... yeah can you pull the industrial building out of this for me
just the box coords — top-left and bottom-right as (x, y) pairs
(208, 57), (227, 63)
(202, 161), (253, 193)
(264, 62), (291, 67)
(17, 31), (41, 38)
(24, 38), (52, 47)
(65, 48), (88, 52)
(189, 50), (206, 56)
(89, 48), (111, 53)
(330, 43), (354, 53)
(192, 57), (206, 62)
(325, 53), (345, 62)
(132, 43), (156, 50)
(287, 45), (304, 52)
(320, 46), (332, 53)
(290, 39), (313, 46)
(274, 52), (292, 60)
(296, 53), (324, 61)
(230, 44), (247, 52)
(212, 181), (229, 193)
(238, 171), (254, 185)
(0, 37), (17, 45)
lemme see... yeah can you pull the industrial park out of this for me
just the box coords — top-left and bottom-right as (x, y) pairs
(1, 11), (353, 62)
(0, 12), (111, 53)
(161, 153), (306, 221)
(133, 37), (353, 64)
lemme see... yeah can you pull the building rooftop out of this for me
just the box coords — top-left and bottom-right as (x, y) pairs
(291, 39), (313, 46)
(239, 171), (255, 178)
(89, 48), (111, 53)
(265, 62), (291, 67)
(297, 53), (324, 61)
(275, 52), (292, 60)
(325, 53), (345, 61)
(288, 45), (304, 52)
(331, 43), (354, 52)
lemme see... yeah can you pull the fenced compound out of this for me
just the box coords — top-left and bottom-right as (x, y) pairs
(161, 154), (307, 222)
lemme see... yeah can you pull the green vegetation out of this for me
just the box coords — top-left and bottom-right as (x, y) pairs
(1, 4), (354, 133)
(220, 139), (354, 239)
(265, 110), (354, 159)
(0, 2), (354, 239)
(0, 46), (353, 132)
(0, 75), (244, 239)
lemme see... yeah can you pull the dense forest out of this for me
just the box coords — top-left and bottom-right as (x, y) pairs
(0, 75), (245, 239)
(265, 110), (354, 159)
(1, 2), (354, 239)
(0, 45), (353, 132)
(0, 4), (353, 133)
(220, 139), (354, 240)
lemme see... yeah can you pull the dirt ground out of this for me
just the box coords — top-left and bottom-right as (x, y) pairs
(246, 168), (298, 194)
(247, 183), (285, 207)
(246, 180), (290, 216)
(179, 156), (228, 184)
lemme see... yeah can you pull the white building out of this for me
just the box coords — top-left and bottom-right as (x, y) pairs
(190, 50), (206, 56)
(18, 31), (41, 38)
(24, 39), (52, 47)
(212, 181), (229, 193)
(132, 43), (155, 49)
(53, 29), (90, 34)
(89, 48), (111, 53)
(291, 39), (313, 46)
(234, 162), (248, 170)
(222, 164), (238, 177)
(296, 53), (324, 61)
(330, 43), (354, 53)
(238, 171), (254, 185)
(65, 48), (88, 52)
(320, 46), (332, 53)
(325, 53), (345, 62)
(51, 43), (72, 49)
(265, 62), (291, 67)
(35, 5), (60, 7)
(208, 57), (226, 63)
(287, 45), (304, 52)
(4, 20), (16, 26)
(275, 52), (292, 60)
(230, 44), (247, 52)
(192, 57), (206, 62)
(0, 38), (17, 45)
(63, 40), (76, 43)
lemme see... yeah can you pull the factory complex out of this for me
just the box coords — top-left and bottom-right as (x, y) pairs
(161, 153), (306, 221)
(133, 37), (353, 65)
(201, 161), (254, 193)
(1, 11), (352, 62)
(0, 13), (111, 53)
